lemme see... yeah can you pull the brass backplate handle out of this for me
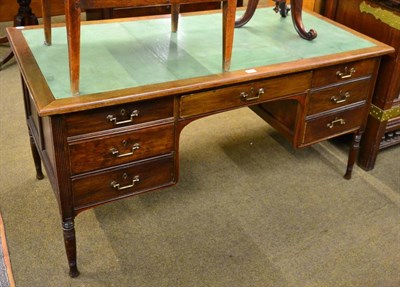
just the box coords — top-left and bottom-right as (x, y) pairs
(331, 91), (350, 104)
(240, 87), (265, 101)
(110, 175), (140, 191)
(327, 118), (346, 128)
(110, 143), (140, 158)
(107, 110), (139, 125)
(336, 67), (356, 79)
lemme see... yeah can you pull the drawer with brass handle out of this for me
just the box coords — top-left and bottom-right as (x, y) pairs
(301, 104), (366, 145)
(180, 72), (312, 118)
(307, 78), (370, 115)
(72, 155), (175, 211)
(65, 97), (174, 136)
(69, 124), (175, 174)
(311, 58), (376, 88)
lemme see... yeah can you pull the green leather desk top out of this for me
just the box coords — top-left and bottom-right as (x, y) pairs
(21, 8), (376, 99)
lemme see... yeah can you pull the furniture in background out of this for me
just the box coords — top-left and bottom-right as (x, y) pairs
(324, 0), (400, 170)
(235, 0), (317, 40)
(39, 0), (237, 96)
(0, 36), (13, 69)
(0, 0), (38, 70)
(7, 9), (393, 277)
(85, 2), (228, 20)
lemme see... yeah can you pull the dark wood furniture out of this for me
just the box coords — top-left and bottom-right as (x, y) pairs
(324, 0), (400, 170)
(39, 0), (237, 96)
(0, 0), (38, 70)
(7, 8), (393, 278)
(235, 0), (317, 40)
(85, 2), (227, 20)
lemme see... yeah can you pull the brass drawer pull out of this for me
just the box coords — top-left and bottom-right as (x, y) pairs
(110, 143), (140, 158)
(331, 91), (350, 104)
(110, 175), (140, 191)
(327, 117), (346, 129)
(336, 67), (356, 79)
(240, 88), (265, 101)
(107, 110), (139, 125)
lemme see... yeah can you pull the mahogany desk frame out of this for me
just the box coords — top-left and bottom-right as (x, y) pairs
(7, 11), (394, 277)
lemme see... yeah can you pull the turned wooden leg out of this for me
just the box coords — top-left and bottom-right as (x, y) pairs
(15, 0), (39, 27)
(222, 0), (236, 72)
(29, 132), (44, 180)
(65, 0), (81, 96)
(40, 0), (52, 45)
(62, 219), (80, 278)
(171, 3), (180, 33)
(344, 132), (362, 180)
(0, 49), (14, 70)
(235, 0), (259, 28)
(1, 0), (38, 69)
(273, 0), (290, 17)
(290, 0), (317, 40)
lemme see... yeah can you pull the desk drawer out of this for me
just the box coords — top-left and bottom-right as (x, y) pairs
(65, 97), (174, 136)
(180, 72), (312, 118)
(69, 124), (175, 174)
(302, 105), (366, 145)
(312, 59), (375, 88)
(72, 155), (175, 210)
(307, 79), (370, 115)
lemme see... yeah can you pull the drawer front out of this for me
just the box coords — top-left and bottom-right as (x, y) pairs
(72, 155), (175, 210)
(180, 72), (312, 118)
(302, 105), (366, 145)
(312, 58), (376, 88)
(69, 124), (175, 174)
(65, 97), (174, 136)
(307, 79), (370, 115)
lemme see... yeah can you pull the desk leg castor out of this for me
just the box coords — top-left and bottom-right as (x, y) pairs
(344, 132), (362, 180)
(62, 219), (80, 278)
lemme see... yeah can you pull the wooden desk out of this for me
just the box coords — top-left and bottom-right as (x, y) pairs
(7, 8), (393, 277)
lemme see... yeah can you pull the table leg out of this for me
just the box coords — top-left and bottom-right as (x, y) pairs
(171, 4), (180, 32)
(234, 0), (259, 27)
(273, 0), (290, 17)
(290, 0), (317, 40)
(40, 0), (52, 45)
(62, 219), (80, 278)
(65, 0), (81, 96)
(222, 0), (236, 71)
(15, 0), (39, 27)
(0, 48), (14, 71)
(235, 0), (316, 40)
(1, 0), (38, 69)
(344, 131), (362, 180)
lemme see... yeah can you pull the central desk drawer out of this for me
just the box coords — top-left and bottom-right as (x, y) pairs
(180, 72), (311, 118)
(69, 124), (175, 174)
(72, 155), (175, 210)
(65, 97), (174, 136)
